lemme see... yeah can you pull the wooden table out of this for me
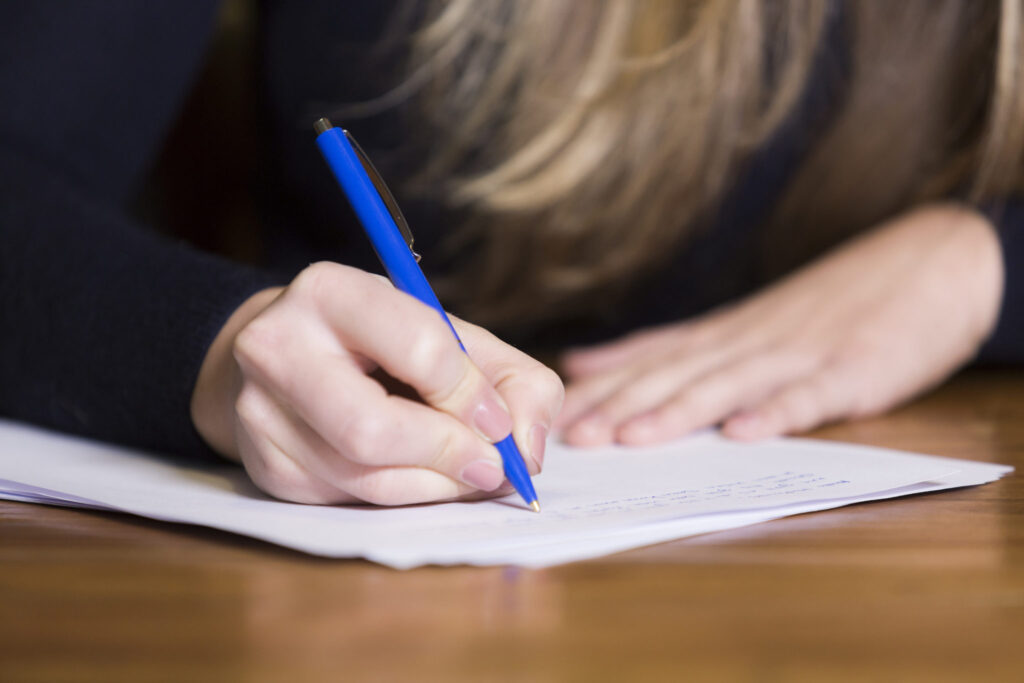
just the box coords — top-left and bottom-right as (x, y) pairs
(1, 370), (1022, 682)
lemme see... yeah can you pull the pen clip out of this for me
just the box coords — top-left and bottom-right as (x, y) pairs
(343, 129), (421, 262)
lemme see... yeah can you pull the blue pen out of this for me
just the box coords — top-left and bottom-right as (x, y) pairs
(314, 118), (540, 512)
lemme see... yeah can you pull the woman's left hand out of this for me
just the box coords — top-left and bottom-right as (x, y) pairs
(557, 203), (1004, 446)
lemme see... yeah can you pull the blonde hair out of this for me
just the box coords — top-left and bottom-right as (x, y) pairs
(346, 0), (1024, 330)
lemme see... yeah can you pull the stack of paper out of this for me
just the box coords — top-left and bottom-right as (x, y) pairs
(0, 419), (1011, 568)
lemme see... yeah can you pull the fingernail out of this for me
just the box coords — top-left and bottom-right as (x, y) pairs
(460, 459), (505, 491)
(528, 424), (548, 472)
(473, 398), (514, 442)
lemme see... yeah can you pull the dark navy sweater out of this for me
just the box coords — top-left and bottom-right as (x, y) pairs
(1, 1), (1021, 459)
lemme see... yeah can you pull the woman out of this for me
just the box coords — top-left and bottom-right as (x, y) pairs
(1, 1), (1020, 506)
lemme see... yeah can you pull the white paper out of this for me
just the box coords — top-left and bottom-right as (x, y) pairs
(0, 419), (1010, 568)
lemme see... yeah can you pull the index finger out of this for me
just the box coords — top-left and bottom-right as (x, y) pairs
(291, 263), (516, 444)
(452, 316), (565, 472)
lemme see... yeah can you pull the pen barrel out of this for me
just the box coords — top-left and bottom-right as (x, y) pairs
(315, 129), (448, 321)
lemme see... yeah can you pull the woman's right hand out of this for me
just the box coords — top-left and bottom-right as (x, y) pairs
(190, 262), (563, 506)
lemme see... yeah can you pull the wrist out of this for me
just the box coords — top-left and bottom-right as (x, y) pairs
(190, 286), (285, 459)
(929, 202), (1004, 344)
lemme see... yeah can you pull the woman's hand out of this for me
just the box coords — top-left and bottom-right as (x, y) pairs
(558, 203), (1004, 446)
(190, 262), (563, 505)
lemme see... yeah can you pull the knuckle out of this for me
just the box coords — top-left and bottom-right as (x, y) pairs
(353, 469), (408, 506)
(233, 319), (296, 394)
(534, 364), (566, 409)
(233, 318), (280, 368)
(253, 457), (294, 493)
(408, 329), (448, 372)
(291, 261), (394, 312)
(426, 428), (465, 473)
(245, 453), (309, 503)
(497, 362), (565, 418)
(291, 261), (344, 303)
(337, 412), (392, 462)
(410, 335), (468, 404)
(234, 385), (272, 432)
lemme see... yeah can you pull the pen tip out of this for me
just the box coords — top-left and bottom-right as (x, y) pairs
(530, 500), (541, 513)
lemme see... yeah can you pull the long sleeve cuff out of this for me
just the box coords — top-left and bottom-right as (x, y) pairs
(977, 199), (1024, 363)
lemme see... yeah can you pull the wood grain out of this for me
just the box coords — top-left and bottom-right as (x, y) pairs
(1, 369), (1022, 682)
